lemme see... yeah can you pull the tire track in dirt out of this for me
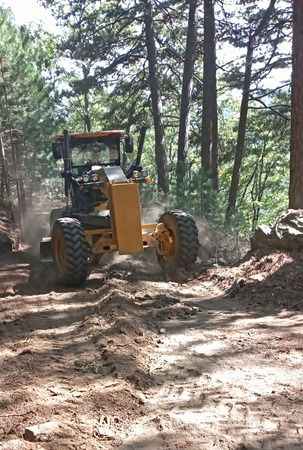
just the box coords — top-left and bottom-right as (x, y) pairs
(119, 255), (303, 450)
(1, 251), (303, 450)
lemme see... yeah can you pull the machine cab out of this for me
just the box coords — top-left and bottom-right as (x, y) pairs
(52, 130), (133, 171)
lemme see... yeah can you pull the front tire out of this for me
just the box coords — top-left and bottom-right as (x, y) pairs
(156, 210), (199, 274)
(50, 208), (65, 231)
(52, 218), (90, 286)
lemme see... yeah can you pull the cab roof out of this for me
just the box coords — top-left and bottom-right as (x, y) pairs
(54, 130), (126, 141)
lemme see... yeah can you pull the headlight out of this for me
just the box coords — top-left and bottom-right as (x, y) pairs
(133, 170), (140, 178)
(83, 174), (89, 183)
(91, 173), (99, 182)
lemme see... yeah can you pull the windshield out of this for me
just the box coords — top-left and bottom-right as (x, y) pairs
(71, 138), (119, 168)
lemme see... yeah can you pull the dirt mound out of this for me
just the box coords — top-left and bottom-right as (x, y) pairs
(96, 289), (142, 318)
(201, 250), (303, 310)
(76, 285), (155, 390)
(89, 384), (145, 435)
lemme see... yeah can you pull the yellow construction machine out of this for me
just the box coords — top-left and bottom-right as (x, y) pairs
(40, 129), (199, 285)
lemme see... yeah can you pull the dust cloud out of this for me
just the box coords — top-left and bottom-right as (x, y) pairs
(141, 202), (248, 265)
(195, 217), (249, 265)
(21, 198), (248, 268)
(22, 198), (53, 256)
(141, 201), (168, 224)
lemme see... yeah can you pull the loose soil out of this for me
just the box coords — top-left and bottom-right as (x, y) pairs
(0, 249), (302, 449)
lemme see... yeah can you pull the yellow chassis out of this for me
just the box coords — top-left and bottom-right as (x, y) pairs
(81, 180), (175, 260)
(40, 179), (175, 262)
(85, 222), (174, 260)
(84, 223), (154, 255)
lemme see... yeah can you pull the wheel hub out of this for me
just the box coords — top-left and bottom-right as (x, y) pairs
(154, 222), (175, 257)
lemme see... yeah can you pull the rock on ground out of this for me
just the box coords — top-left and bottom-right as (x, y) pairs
(252, 209), (303, 251)
(24, 421), (72, 442)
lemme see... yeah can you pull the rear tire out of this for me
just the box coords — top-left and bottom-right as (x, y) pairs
(156, 210), (199, 274)
(52, 218), (90, 286)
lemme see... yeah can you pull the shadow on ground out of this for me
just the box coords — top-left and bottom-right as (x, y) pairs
(0, 249), (303, 449)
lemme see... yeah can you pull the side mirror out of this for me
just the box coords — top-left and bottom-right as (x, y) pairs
(52, 142), (62, 160)
(125, 136), (134, 154)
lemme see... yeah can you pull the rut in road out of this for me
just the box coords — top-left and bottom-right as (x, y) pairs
(0, 251), (303, 450)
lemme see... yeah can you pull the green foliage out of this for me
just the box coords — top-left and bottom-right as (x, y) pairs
(0, 6), (62, 191)
(0, 1), (293, 237)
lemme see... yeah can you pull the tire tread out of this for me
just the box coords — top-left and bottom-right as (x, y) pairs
(52, 218), (90, 286)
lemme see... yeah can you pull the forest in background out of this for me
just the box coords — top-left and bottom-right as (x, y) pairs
(0, 0), (294, 235)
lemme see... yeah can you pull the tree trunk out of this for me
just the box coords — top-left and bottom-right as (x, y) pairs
(144, 0), (169, 194)
(136, 126), (147, 167)
(0, 134), (10, 201)
(201, 0), (219, 191)
(225, 0), (276, 223)
(176, 0), (198, 204)
(82, 65), (92, 132)
(289, 0), (303, 208)
(225, 35), (254, 224)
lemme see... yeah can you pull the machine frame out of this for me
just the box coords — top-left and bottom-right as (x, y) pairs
(41, 129), (199, 285)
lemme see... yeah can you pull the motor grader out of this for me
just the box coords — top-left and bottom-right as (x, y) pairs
(40, 129), (199, 285)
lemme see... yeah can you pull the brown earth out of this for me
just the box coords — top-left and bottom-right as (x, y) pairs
(0, 249), (302, 449)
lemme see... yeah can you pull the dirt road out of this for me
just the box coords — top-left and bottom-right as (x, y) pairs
(0, 251), (302, 449)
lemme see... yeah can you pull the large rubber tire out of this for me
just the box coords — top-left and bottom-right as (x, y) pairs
(50, 208), (65, 231)
(51, 218), (90, 286)
(156, 210), (199, 274)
